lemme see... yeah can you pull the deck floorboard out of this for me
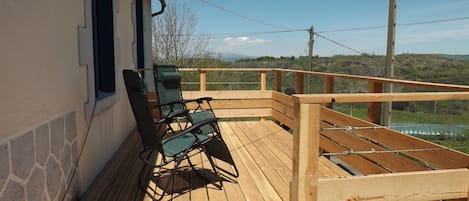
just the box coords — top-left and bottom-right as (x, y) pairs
(81, 120), (350, 201)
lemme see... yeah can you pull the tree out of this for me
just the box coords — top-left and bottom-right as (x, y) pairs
(152, 1), (211, 67)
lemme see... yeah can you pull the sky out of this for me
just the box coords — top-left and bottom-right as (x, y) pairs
(153, 0), (469, 57)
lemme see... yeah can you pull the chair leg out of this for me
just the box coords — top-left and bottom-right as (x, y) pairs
(203, 150), (223, 189)
(159, 156), (184, 201)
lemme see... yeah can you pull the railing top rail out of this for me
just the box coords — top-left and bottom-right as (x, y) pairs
(294, 91), (469, 104)
(275, 68), (469, 91)
(141, 67), (274, 72)
(140, 67), (469, 91)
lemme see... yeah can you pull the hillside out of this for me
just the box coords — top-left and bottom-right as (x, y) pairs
(232, 54), (469, 86)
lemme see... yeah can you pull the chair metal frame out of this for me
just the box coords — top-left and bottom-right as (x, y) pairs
(152, 64), (240, 178)
(123, 69), (223, 200)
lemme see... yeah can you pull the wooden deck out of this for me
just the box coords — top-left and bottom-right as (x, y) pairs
(81, 120), (350, 201)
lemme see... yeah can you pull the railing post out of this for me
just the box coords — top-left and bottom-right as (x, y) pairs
(275, 70), (282, 92)
(323, 76), (334, 108)
(260, 70), (267, 91)
(291, 99), (319, 201)
(199, 69), (206, 91)
(296, 72), (304, 94)
(368, 81), (383, 124)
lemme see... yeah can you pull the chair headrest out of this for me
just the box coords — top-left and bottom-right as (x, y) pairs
(160, 72), (182, 82)
(123, 69), (144, 91)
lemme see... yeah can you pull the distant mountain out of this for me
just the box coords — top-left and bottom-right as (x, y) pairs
(216, 52), (256, 61)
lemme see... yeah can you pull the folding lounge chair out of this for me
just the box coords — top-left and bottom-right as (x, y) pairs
(153, 64), (239, 178)
(123, 69), (223, 200)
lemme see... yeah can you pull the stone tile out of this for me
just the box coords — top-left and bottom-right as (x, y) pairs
(61, 144), (72, 181)
(65, 112), (77, 143)
(10, 131), (34, 180)
(71, 142), (77, 167)
(45, 157), (63, 201)
(35, 123), (50, 167)
(50, 117), (65, 158)
(26, 166), (45, 201)
(0, 180), (25, 201)
(0, 143), (9, 193)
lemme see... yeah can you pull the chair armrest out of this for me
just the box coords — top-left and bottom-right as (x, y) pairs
(184, 97), (213, 104)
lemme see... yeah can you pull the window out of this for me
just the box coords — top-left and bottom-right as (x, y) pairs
(92, 0), (115, 100)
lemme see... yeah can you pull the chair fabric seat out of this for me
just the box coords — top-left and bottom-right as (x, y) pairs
(162, 133), (210, 157)
(190, 110), (217, 134)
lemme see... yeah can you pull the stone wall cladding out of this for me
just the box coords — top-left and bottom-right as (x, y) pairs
(0, 111), (78, 201)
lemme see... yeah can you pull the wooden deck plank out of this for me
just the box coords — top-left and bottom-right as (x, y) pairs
(236, 122), (290, 201)
(81, 120), (355, 201)
(220, 122), (266, 201)
(217, 123), (247, 201)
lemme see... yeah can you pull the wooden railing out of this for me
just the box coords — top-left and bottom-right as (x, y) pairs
(146, 67), (469, 201)
(291, 92), (469, 201)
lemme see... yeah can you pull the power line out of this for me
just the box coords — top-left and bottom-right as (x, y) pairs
(197, 0), (291, 30)
(158, 29), (307, 38)
(315, 32), (365, 55)
(318, 16), (469, 33)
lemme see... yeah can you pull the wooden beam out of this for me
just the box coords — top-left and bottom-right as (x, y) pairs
(367, 81), (383, 124)
(186, 99), (272, 110)
(275, 70), (282, 92)
(295, 92), (469, 104)
(275, 68), (469, 91)
(292, 102), (320, 201)
(199, 69), (206, 91)
(295, 73), (304, 94)
(260, 71), (267, 91)
(213, 108), (271, 118)
(318, 169), (469, 201)
(183, 90), (272, 100)
(323, 76), (334, 108)
(272, 109), (295, 129)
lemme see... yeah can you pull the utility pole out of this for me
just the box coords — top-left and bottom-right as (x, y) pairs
(382, 0), (396, 126)
(308, 25), (315, 93)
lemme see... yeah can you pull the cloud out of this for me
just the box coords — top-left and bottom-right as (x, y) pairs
(222, 36), (271, 47)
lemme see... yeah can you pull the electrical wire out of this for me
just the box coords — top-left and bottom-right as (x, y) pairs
(60, 100), (97, 201)
(315, 32), (365, 55)
(197, 0), (291, 30)
(317, 16), (469, 33)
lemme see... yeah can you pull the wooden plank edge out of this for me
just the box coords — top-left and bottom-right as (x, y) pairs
(318, 168), (469, 201)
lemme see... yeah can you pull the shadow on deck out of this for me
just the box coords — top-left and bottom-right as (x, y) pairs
(81, 120), (350, 201)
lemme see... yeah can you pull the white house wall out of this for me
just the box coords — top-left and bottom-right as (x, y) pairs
(0, 0), (151, 199)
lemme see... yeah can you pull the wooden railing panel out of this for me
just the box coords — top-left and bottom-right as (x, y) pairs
(271, 100), (294, 119)
(320, 122), (431, 172)
(271, 91), (295, 127)
(321, 107), (469, 169)
(214, 108), (271, 118)
(271, 110), (295, 129)
(318, 169), (469, 201)
(272, 91), (295, 107)
(320, 135), (390, 175)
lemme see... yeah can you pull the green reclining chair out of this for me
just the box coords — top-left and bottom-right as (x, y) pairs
(123, 69), (223, 200)
(153, 64), (239, 178)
